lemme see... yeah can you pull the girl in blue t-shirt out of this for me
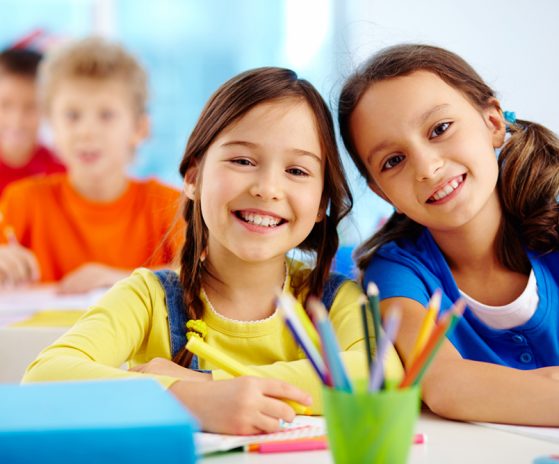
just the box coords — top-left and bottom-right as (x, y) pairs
(338, 43), (559, 425)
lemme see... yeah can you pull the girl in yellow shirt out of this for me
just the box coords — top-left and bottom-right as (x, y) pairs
(24, 67), (402, 434)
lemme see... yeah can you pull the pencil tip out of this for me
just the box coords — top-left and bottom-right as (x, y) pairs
(367, 281), (379, 296)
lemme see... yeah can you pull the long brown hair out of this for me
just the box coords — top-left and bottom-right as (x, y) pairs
(174, 67), (352, 366)
(338, 43), (559, 273)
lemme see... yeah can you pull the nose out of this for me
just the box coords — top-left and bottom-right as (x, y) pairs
(249, 166), (284, 201)
(413, 148), (444, 182)
(75, 114), (98, 139)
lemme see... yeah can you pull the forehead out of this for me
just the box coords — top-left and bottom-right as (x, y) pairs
(50, 77), (135, 107)
(349, 71), (470, 152)
(0, 74), (36, 96)
(216, 98), (322, 153)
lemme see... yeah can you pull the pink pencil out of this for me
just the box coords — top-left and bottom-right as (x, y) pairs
(247, 437), (328, 453)
(246, 433), (426, 453)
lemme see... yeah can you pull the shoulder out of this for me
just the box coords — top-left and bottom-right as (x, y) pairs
(364, 230), (443, 306)
(133, 178), (181, 199)
(2, 173), (65, 200)
(367, 229), (441, 274)
(98, 267), (170, 312)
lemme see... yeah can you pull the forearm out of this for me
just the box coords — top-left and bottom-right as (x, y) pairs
(422, 358), (559, 425)
(23, 347), (178, 389)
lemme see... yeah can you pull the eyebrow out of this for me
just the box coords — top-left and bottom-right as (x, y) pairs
(366, 103), (450, 165)
(221, 141), (322, 164)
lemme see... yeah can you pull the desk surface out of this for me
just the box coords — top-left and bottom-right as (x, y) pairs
(201, 411), (558, 464)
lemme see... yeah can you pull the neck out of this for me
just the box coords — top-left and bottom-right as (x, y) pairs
(68, 172), (129, 202)
(202, 251), (286, 321)
(430, 191), (503, 274)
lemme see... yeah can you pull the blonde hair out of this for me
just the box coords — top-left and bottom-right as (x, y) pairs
(39, 36), (148, 115)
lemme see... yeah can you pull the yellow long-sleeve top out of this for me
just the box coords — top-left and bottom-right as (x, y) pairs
(23, 266), (403, 413)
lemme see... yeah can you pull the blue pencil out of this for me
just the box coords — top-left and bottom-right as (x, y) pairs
(276, 293), (328, 384)
(307, 297), (353, 393)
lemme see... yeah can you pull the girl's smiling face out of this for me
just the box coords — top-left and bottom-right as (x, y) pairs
(189, 97), (324, 264)
(349, 70), (505, 233)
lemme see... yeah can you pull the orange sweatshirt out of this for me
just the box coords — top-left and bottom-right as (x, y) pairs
(0, 174), (183, 282)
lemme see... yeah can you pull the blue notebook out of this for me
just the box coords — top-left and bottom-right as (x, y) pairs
(0, 378), (198, 464)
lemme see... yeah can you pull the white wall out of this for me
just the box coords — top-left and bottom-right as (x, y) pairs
(334, 0), (559, 243)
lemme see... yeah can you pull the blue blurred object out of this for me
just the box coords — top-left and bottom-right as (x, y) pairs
(0, 379), (198, 464)
(333, 245), (357, 279)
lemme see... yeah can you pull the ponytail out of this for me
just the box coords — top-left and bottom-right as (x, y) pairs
(498, 119), (559, 269)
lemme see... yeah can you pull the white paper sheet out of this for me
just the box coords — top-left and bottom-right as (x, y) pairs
(195, 415), (326, 455)
(0, 285), (107, 313)
(474, 421), (559, 443)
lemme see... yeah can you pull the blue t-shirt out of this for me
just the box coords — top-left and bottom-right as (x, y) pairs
(364, 229), (559, 369)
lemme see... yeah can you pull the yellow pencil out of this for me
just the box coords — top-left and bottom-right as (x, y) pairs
(408, 290), (442, 365)
(186, 336), (312, 415)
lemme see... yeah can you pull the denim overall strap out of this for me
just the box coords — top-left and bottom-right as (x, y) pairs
(321, 272), (349, 311)
(153, 270), (200, 369)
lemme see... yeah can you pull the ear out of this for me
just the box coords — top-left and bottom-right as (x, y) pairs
(183, 164), (199, 200)
(132, 114), (150, 147)
(315, 208), (325, 223)
(483, 98), (506, 148)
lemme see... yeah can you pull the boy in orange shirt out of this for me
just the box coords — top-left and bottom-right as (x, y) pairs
(0, 48), (65, 194)
(0, 37), (182, 293)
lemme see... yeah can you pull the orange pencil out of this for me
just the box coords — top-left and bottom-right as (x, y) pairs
(400, 299), (465, 388)
(408, 290), (441, 364)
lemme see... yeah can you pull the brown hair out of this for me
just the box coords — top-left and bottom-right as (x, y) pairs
(338, 43), (559, 273)
(174, 67), (353, 366)
(0, 48), (42, 79)
(38, 37), (147, 115)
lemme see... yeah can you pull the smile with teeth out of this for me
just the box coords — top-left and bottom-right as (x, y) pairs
(428, 175), (464, 202)
(236, 211), (284, 227)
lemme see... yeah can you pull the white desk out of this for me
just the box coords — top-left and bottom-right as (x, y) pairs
(201, 411), (559, 464)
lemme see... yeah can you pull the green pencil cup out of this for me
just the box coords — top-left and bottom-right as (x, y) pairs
(322, 384), (420, 464)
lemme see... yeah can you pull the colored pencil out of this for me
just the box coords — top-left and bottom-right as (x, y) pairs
(359, 295), (374, 377)
(411, 300), (465, 387)
(307, 297), (353, 392)
(246, 436), (328, 453)
(408, 289), (441, 364)
(276, 293), (328, 383)
(288, 293), (321, 350)
(367, 282), (382, 353)
(368, 305), (402, 391)
(245, 432), (426, 453)
(399, 299), (465, 388)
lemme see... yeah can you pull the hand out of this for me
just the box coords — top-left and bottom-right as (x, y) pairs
(129, 357), (212, 382)
(0, 244), (40, 287)
(57, 263), (130, 294)
(171, 376), (313, 434)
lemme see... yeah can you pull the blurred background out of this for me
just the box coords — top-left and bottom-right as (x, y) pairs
(2, 0), (558, 271)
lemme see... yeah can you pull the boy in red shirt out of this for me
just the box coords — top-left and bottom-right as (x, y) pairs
(0, 38), (182, 293)
(0, 48), (64, 194)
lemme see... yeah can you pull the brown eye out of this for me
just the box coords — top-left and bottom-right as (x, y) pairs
(430, 122), (451, 138)
(382, 154), (405, 171)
